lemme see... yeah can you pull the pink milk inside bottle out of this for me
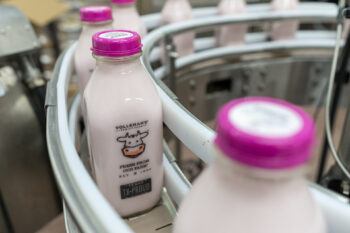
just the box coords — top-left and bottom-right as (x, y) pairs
(271, 0), (299, 40)
(174, 97), (326, 233)
(84, 30), (163, 217)
(161, 0), (194, 57)
(74, 6), (113, 95)
(216, 0), (248, 46)
(111, 0), (147, 37)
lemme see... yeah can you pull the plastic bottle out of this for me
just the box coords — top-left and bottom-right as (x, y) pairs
(270, 0), (299, 40)
(74, 6), (113, 95)
(111, 0), (147, 37)
(174, 97), (326, 233)
(84, 30), (163, 217)
(216, 0), (247, 46)
(161, 0), (194, 57)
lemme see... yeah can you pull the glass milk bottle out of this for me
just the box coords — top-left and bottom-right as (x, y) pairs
(161, 0), (194, 57)
(74, 6), (113, 95)
(270, 0), (299, 40)
(174, 97), (326, 233)
(111, 0), (147, 37)
(84, 30), (163, 217)
(216, 0), (248, 46)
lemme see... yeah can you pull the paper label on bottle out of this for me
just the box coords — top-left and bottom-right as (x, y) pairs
(99, 31), (133, 39)
(116, 121), (149, 159)
(229, 102), (303, 138)
(116, 120), (152, 198)
(120, 178), (152, 199)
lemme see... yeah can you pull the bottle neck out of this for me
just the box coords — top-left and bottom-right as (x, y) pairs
(272, 0), (299, 9)
(168, 0), (189, 3)
(82, 21), (112, 32)
(112, 3), (136, 9)
(94, 54), (142, 72)
(220, 0), (246, 7)
(214, 148), (306, 182)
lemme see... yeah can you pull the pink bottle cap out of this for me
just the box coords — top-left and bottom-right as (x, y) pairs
(92, 30), (142, 57)
(215, 97), (315, 169)
(111, 0), (135, 5)
(80, 6), (112, 23)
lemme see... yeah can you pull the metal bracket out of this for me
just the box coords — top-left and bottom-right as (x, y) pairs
(0, 5), (40, 59)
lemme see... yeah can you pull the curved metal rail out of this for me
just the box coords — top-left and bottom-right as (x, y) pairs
(323, 0), (350, 181)
(142, 4), (339, 163)
(46, 3), (350, 233)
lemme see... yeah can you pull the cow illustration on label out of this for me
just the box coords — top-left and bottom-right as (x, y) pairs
(117, 130), (149, 158)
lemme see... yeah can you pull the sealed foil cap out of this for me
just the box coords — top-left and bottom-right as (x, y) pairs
(215, 97), (315, 169)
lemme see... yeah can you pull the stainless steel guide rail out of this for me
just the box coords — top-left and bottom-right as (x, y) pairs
(142, 3), (339, 164)
(46, 3), (350, 233)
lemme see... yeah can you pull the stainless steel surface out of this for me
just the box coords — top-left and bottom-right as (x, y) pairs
(64, 202), (83, 233)
(339, 105), (350, 169)
(0, 5), (40, 58)
(125, 190), (176, 233)
(0, 66), (60, 233)
(177, 58), (332, 122)
(21, 56), (46, 88)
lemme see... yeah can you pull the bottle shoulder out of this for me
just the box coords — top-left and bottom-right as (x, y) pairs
(271, 0), (299, 10)
(218, 0), (246, 14)
(185, 159), (313, 205)
(84, 69), (161, 107)
(74, 39), (95, 71)
(112, 10), (146, 36)
(161, 2), (192, 22)
(112, 8), (141, 21)
(75, 35), (90, 55)
(175, 164), (325, 233)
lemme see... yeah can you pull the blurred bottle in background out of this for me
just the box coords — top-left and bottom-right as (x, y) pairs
(270, 0), (299, 40)
(111, 0), (147, 37)
(216, 0), (247, 46)
(74, 6), (113, 95)
(161, 0), (194, 57)
(174, 97), (326, 233)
